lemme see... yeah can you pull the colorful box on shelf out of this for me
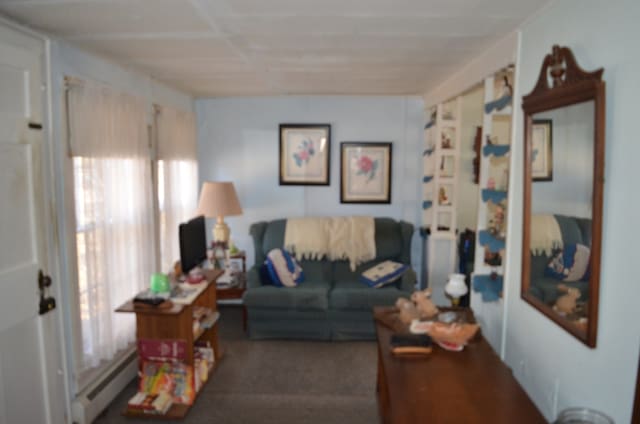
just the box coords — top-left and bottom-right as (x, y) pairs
(482, 144), (510, 157)
(478, 230), (505, 253)
(138, 339), (187, 362)
(481, 189), (508, 204)
(472, 274), (503, 302)
(422, 200), (433, 210)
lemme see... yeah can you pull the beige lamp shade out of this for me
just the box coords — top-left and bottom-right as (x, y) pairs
(197, 181), (243, 243)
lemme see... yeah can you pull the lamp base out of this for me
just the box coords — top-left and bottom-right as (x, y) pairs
(213, 216), (230, 244)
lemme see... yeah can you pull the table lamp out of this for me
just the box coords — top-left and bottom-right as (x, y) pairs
(197, 181), (243, 245)
(444, 273), (468, 306)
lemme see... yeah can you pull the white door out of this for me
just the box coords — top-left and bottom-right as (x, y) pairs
(0, 24), (67, 424)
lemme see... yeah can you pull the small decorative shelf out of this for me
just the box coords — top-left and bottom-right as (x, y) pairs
(478, 230), (505, 253)
(481, 189), (508, 204)
(472, 274), (503, 302)
(484, 94), (512, 114)
(482, 144), (510, 157)
(422, 97), (461, 302)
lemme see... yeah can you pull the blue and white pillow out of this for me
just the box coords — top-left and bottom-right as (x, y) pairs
(544, 243), (590, 282)
(264, 248), (304, 287)
(361, 260), (409, 289)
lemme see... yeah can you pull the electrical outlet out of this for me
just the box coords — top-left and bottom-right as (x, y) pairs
(552, 378), (560, 418)
(545, 377), (561, 418)
(519, 358), (527, 378)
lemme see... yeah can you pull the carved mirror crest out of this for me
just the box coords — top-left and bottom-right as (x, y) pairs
(521, 45), (605, 347)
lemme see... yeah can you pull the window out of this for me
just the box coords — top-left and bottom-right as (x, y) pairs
(66, 80), (197, 390)
(157, 159), (198, 273)
(73, 157), (153, 375)
(156, 105), (199, 273)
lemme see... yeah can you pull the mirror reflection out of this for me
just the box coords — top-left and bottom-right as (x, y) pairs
(528, 101), (594, 334)
(521, 44), (604, 347)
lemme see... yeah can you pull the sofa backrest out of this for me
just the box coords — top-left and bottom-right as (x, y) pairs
(249, 217), (414, 266)
(530, 214), (592, 277)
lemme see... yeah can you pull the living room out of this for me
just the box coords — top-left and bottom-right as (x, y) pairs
(0, 0), (638, 423)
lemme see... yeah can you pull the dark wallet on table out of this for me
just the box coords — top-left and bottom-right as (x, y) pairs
(390, 334), (433, 356)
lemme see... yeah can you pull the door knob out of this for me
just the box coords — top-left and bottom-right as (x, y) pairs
(37, 270), (56, 315)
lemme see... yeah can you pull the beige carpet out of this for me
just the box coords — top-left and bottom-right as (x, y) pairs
(94, 306), (380, 424)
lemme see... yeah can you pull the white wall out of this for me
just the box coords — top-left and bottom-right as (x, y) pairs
(504, 0), (640, 421)
(532, 102), (594, 218)
(195, 96), (424, 273)
(457, 85), (483, 231)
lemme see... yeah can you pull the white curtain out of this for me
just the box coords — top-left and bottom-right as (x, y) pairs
(68, 79), (154, 373)
(156, 105), (199, 273)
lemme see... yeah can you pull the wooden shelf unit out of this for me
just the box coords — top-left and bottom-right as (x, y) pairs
(116, 268), (223, 419)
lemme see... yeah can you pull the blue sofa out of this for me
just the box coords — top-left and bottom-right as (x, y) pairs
(243, 218), (416, 340)
(529, 214), (592, 304)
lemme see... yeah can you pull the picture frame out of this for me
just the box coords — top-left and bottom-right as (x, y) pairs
(340, 142), (392, 204)
(531, 119), (553, 181)
(228, 257), (243, 275)
(279, 123), (331, 185)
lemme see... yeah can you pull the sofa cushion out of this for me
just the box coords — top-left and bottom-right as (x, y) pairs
(373, 218), (403, 260)
(360, 260), (409, 288)
(261, 219), (287, 256)
(531, 276), (589, 304)
(554, 215), (584, 246)
(332, 260), (376, 284)
(329, 280), (409, 310)
(298, 260), (332, 283)
(544, 243), (590, 282)
(243, 279), (330, 311)
(264, 248), (304, 287)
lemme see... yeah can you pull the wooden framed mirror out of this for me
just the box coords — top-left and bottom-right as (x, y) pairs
(521, 45), (605, 347)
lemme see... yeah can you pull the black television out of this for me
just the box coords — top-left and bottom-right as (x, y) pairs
(179, 215), (207, 274)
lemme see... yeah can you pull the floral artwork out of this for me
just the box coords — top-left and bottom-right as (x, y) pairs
(279, 124), (330, 185)
(356, 155), (378, 181)
(340, 142), (392, 203)
(293, 139), (315, 167)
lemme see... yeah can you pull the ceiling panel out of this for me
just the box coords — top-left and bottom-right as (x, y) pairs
(72, 37), (240, 61)
(216, 0), (474, 17)
(0, 0), (551, 96)
(128, 57), (254, 78)
(0, 0), (211, 35)
(218, 15), (519, 38)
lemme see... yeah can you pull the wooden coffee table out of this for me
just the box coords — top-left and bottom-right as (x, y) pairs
(374, 306), (545, 423)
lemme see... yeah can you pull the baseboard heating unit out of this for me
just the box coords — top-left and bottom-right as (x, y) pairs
(71, 348), (137, 424)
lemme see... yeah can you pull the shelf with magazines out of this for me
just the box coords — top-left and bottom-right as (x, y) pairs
(115, 269), (223, 419)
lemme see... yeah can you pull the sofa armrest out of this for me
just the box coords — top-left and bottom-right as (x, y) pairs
(247, 265), (263, 289)
(400, 267), (417, 292)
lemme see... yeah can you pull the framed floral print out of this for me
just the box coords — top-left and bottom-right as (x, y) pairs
(279, 124), (331, 185)
(340, 142), (392, 204)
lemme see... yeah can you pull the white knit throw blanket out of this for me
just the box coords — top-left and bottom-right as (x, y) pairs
(284, 216), (376, 271)
(530, 214), (563, 256)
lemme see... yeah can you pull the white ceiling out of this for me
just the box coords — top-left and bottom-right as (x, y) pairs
(0, 0), (549, 97)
